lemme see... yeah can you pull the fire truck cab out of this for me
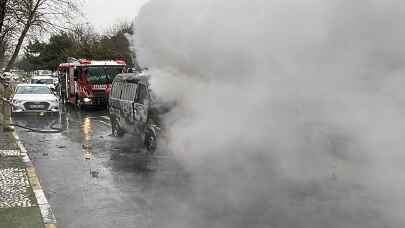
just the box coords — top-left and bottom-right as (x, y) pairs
(58, 58), (126, 108)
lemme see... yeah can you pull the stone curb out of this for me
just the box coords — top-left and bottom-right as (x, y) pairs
(12, 131), (57, 228)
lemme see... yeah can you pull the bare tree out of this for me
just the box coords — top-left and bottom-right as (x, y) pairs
(0, 0), (14, 67)
(105, 20), (134, 36)
(0, 0), (8, 35)
(4, 0), (78, 71)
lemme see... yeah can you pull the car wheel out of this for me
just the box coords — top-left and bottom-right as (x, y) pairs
(111, 119), (123, 137)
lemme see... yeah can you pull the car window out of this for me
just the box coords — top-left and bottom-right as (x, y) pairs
(121, 84), (129, 100)
(120, 83), (138, 101)
(16, 86), (50, 94)
(85, 66), (124, 84)
(135, 84), (149, 105)
(111, 82), (122, 98)
(32, 79), (53, 84)
(37, 70), (52, 76)
(111, 82), (117, 98)
(127, 84), (137, 101)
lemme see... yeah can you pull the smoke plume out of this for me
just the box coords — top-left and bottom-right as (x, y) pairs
(135, 0), (405, 227)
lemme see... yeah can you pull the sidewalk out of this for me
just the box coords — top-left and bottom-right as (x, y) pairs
(0, 129), (53, 228)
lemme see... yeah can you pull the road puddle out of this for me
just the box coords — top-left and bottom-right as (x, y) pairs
(82, 116), (93, 161)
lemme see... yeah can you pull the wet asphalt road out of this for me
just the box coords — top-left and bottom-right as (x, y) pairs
(12, 104), (401, 228)
(13, 105), (189, 228)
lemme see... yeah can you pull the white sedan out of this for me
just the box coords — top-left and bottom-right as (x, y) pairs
(12, 84), (59, 113)
(31, 76), (56, 90)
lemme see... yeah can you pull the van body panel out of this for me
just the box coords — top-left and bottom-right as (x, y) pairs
(108, 73), (156, 151)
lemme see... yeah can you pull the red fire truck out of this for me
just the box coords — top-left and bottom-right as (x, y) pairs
(58, 58), (126, 108)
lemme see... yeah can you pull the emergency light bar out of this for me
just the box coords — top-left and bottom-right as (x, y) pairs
(115, 60), (126, 65)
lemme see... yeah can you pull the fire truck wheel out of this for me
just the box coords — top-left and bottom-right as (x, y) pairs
(76, 96), (82, 110)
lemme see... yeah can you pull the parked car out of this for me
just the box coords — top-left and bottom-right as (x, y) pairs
(12, 84), (59, 113)
(31, 76), (56, 91)
(108, 73), (159, 152)
(34, 70), (53, 77)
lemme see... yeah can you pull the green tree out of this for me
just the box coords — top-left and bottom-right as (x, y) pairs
(17, 22), (136, 71)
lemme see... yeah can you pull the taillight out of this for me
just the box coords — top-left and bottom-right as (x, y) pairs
(79, 59), (91, 64)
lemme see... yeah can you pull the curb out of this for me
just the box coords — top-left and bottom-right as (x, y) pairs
(12, 131), (57, 228)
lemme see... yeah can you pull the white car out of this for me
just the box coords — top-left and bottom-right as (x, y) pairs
(12, 84), (59, 113)
(31, 76), (56, 90)
(34, 70), (53, 77)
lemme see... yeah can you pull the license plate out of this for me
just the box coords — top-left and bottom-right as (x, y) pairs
(30, 105), (44, 109)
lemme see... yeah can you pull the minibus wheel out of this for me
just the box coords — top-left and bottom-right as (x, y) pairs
(145, 131), (157, 152)
(111, 119), (123, 137)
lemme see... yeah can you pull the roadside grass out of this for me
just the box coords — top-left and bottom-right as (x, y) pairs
(0, 132), (19, 150)
(0, 156), (25, 169)
(0, 131), (23, 169)
(0, 207), (44, 228)
(6, 133), (16, 142)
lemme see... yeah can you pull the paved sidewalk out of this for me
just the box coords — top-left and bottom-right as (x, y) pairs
(0, 129), (46, 228)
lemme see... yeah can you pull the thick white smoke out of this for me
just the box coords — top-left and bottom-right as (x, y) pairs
(135, 0), (405, 227)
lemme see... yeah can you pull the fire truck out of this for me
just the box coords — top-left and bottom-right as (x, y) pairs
(58, 58), (126, 108)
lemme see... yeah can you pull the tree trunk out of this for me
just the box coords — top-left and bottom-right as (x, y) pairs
(4, 22), (30, 72)
(0, 0), (8, 67)
(0, 0), (7, 35)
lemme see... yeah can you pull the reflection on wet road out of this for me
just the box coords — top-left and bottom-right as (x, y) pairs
(82, 116), (93, 161)
(14, 105), (188, 228)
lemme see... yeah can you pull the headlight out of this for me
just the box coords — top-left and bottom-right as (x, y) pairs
(83, 98), (91, 103)
(47, 99), (58, 103)
(12, 99), (23, 104)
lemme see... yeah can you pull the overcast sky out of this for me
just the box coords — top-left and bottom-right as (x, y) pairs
(81, 0), (149, 32)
